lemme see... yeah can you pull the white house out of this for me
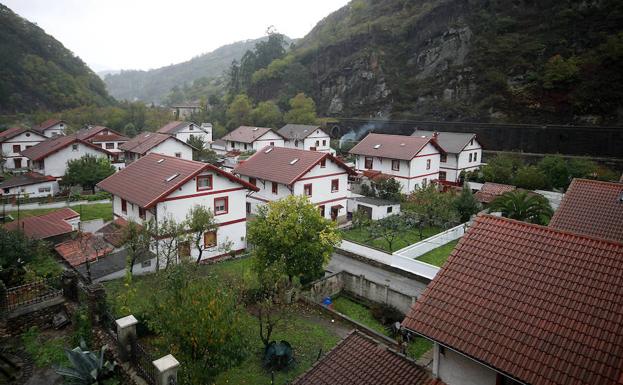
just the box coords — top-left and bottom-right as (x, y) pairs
(278, 124), (333, 153)
(119, 132), (194, 164)
(157, 121), (212, 144)
(97, 153), (259, 261)
(210, 139), (227, 156)
(32, 119), (67, 137)
(412, 130), (482, 183)
(0, 171), (59, 197)
(349, 133), (445, 194)
(21, 135), (116, 179)
(348, 196), (401, 220)
(233, 146), (356, 222)
(221, 126), (285, 152)
(75, 126), (129, 155)
(171, 103), (202, 120)
(0, 127), (48, 170)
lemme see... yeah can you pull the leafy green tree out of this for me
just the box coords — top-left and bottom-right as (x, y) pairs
(403, 184), (460, 229)
(481, 154), (522, 185)
(122, 220), (152, 274)
(226, 94), (253, 129)
(512, 166), (548, 190)
(61, 155), (116, 191)
(250, 101), (283, 127)
(186, 135), (219, 163)
(248, 195), (341, 283)
(123, 122), (137, 137)
(370, 178), (402, 201)
(537, 155), (569, 190)
(284, 93), (317, 124)
(489, 190), (553, 225)
(184, 205), (218, 264)
(454, 184), (481, 222)
(567, 158), (598, 180)
(0, 227), (42, 285)
(542, 55), (580, 89)
(370, 214), (405, 252)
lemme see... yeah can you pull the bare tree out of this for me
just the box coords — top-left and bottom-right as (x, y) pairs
(155, 215), (184, 270)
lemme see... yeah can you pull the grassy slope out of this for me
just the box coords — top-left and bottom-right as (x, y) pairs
(415, 239), (459, 267)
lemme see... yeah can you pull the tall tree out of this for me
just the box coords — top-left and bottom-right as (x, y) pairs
(62, 155), (116, 191)
(283, 93), (317, 124)
(454, 184), (480, 222)
(489, 190), (553, 225)
(250, 101), (283, 127)
(184, 205), (218, 264)
(226, 94), (253, 129)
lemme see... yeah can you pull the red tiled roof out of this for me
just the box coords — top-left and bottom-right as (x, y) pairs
(76, 126), (129, 142)
(233, 146), (356, 185)
(4, 208), (78, 239)
(20, 135), (112, 161)
(549, 178), (623, 242)
(98, 217), (130, 247)
(221, 126), (283, 144)
(119, 132), (188, 155)
(97, 153), (258, 208)
(156, 121), (190, 134)
(350, 133), (444, 160)
(474, 182), (516, 203)
(402, 214), (623, 385)
(55, 233), (113, 267)
(292, 331), (442, 385)
(32, 119), (64, 133)
(0, 172), (56, 189)
(0, 127), (25, 141)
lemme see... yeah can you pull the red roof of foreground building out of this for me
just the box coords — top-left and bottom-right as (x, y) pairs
(349, 133), (444, 160)
(549, 178), (623, 242)
(233, 146), (356, 185)
(403, 214), (623, 385)
(55, 233), (113, 267)
(97, 153), (258, 208)
(474, 182), (516, 203)
(291, 331), (442, 385)
(3, 208), (79, 239)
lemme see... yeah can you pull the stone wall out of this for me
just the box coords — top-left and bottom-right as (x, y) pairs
(6, 297), (66, 335)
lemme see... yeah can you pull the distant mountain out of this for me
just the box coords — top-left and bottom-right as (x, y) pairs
(103, 36), (294, 104)
(0, 4), (114, 113)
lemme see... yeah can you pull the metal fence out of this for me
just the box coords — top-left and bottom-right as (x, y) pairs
(131, 338), (157, 385)
(6, 275), (63, 311)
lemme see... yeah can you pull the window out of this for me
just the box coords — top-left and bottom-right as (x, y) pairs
(315, 140), (320, 146)
(121, 199), (127, 214)
(38, 187), (51, 193)
(320, 158), (326, 168)
(387, 206), (393, 214)
(469, 153), (473, 162)
(25, 133), (30, 137)
(440, 153), (447, 163)
(426, 159), (431, 170)
(139, 207), (146, 220)
(214, 197), (228, 215)
(470, 139), (474, 146)
(331, 179), (339, 192)
(197, 175), (213, 191)
(141, 259), (152, 268)
(391, 160), (400, 171)
(249, 177), (257, 186)
(322, 139), (327, 146)
(204, 231), (217, 248)
(294, 140), (299, 147)
(105, 143), (115, 149)
(3, 188), (9, 194)
(304, 184), (312, 196)
(270, 142), (275, 146)
(175, 152), (182, 158)
(178, 241), (190, 257)
(272, 182), (278, 194)
(72, 144), (78, 151)
(364, 157), (373, 169)
(244, 143), (248, 150)
(189, 126), (194, 131)
(439, 171), (447, 181)
(246, 202), (251, 214)
(232, 142), (235, 149)
(319, 205), (325, 217)
(473, 152), (478, 162)
(12, 145), (20, 153)
(422, 178), (428, 187)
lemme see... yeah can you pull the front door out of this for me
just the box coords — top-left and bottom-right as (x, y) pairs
(330, 206), (339, 221)
(358, 206), (372, 220)
(14, 158), (22, 169)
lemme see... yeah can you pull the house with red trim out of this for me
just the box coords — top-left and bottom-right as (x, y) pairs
(232, 146), (356, 222)
(0, 127), (48, 170)
(97, 153), (259, 261)
(157, 121), (212, 144)
(349, 133), (445, 194)
(119, 132), (194, 164)
(75, 126), (129, 155)
(0, 172), (59, 197)
(222, 126), (285, 152)
(402, 214), (623, 385)
(32, 119), (67, 137)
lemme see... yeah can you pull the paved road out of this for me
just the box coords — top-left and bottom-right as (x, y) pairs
(327, 252), (428, 298)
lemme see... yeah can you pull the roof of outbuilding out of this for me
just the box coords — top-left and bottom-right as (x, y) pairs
(221, 126), (283, 144)
(402, 214), (623, 385)
(97, 153), (258, 208)
(55, 233), (113, 267)
(474, 182), (516, 203)
(349, 133), (444, 160)
(233, 146), (356, 185)
(291, 331), (442, 385)
(156, 121), (192, 134)
(4, 208), (78, 239)
(119, 132), (188, 155)
(411, 130), (478, 154)
(0, 172), (56, 189)
(549, 178), (623, 242)
(277, 124), (325, 140)
(20, 135), (112, 161)
(32, 119), (64, 133)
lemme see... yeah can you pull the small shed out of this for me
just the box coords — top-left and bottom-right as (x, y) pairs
(349, 196), (401, 220)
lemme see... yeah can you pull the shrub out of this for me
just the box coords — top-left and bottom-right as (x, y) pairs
(370, 303), (404, 326)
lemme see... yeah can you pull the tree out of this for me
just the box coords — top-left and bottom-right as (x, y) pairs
(62, 155), (116, 191)
(250, 101), (283, 127)
(481, 154), (522, 185)
(567, 158), (598, 180)
(248, 195), (341, 283)
(403, 184), (460, 229)
(123, 122), (137, 137)
(0, 227), (39, 285)
(489, 190), (553, 225)
(365, 177), (402, 202)
(537, 155), (569, 190)
(283, 93), (317, 124)
(370, 214), (405, 252)
(122, 220), (152, 274)
(226, 94), (253, 129)
(512, 166), (548, 190)
(454, 184), (480, 222)
(184, 205), (217, 264)
(152, 215), (184, 271)
(186, 135), (219, 163)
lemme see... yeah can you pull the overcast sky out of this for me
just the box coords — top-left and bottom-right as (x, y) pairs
(4, 0), (350, 72)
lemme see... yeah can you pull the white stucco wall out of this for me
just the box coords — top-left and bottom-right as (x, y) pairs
(33, 143), (111, 178)
(0, 180), (59, 197)
(226, 131), (285, 152)
(42, 122), (66, 138)
(92, 140), (125, 153)
(173, 123), (212, 144)
(352, 201), (400, 220)
(440, 139), (482, 182)
(1, 131), (47, 170)
(284, 130), (332, 153)
(437, 345), (497, 385)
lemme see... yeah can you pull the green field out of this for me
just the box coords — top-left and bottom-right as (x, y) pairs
(341, 225), (442, 252)
(415, 239), (459, 267)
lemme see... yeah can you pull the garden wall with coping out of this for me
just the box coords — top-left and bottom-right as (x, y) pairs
(393, 223), (466, 260)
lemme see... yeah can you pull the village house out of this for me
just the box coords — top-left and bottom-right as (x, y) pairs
(21, 135), (116, 179)
(32, 119), (67, 137)
(402, 214), (623, 385)
(549, 178), (623, 242)
(97, 153), (259, 261)
(349, 133), (445, 194)
(170, 103), (202, 120)
(157, 121), (212, 144)
(221, 126), (285, 152)
(4, 207), (80, 243)
(278, 124), (333, 153)
(233, 146), (356, 222)
(210, 139), (227, 156)
(348, 196), (401, 221)
(119, 132), (194, 164)
(75, 125), (129, 155)
(412, 130), (482, 183)
(0, 127), (48, 170)
(0, 172), (59, 197)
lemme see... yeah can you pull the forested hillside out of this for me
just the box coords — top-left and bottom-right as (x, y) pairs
(0, 4), (114, 113)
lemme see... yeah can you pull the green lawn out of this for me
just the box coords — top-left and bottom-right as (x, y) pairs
(415, 239), (459, 267)
(341, 225), (443, 252)
(8, 203), (113, 222)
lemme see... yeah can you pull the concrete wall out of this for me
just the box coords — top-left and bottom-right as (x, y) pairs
(394, 224), (465, 259)
(440, 139), (482, 182)
(438, 345), (497, 385)
(351, 201), (401, 220)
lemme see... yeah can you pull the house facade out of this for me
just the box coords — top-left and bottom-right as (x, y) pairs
(97, 153), (259, 261)
(0, 172), (59, 197)
(349, 133), (444, 194)
(120, 132), (194, 164)
(76, 126), (129, 155)
(278, 124), (333, 153)
(222, 126), (285, 152)
(412, 130), (482, 183)
(32, 119), (67, 137)
(171, 104), (202, 120)
(157, 121), (212, 144)
(0, 127), (48, 170)
(233, 146), (355, 222)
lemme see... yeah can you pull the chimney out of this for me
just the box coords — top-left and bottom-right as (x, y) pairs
(432, 132), (439, 140)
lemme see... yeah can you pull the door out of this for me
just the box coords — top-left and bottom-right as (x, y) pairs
(357, 205), (372, 220)
(14, 158), (22, 168)
(330, 206), (339, 221)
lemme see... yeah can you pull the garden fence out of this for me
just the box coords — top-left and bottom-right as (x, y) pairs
(5, 275), (63, 311)
(131, 338), (157, 385)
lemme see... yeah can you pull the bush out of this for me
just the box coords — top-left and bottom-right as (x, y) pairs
(72, 306), (93, 347)
(370, 303), (404, 326)
(22, 326), (69, 367)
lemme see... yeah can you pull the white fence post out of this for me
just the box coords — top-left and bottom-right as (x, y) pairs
(115, 315), (138, 362)
(153, 354), (180, 385)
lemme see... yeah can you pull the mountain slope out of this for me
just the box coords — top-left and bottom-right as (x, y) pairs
(103, 36), (293, 104)
(0, 4), (114, 113)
